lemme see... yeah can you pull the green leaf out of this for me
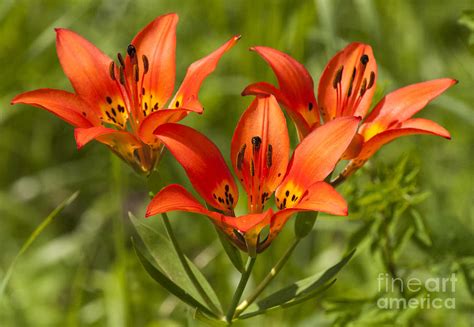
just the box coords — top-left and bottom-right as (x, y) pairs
(239, 280), (336, 320)
(241, 249), (356, 318)
(132, 240), (218, 318)
(214, 226), (245, 273)
(194, 309), (227, 326)
(410, 209), (432, 247)
(0, 191), (79, 300)
(294, 211), (318, 238)
(129, 213), (222, 313)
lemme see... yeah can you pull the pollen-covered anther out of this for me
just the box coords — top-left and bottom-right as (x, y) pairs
(360, 54), (369, 65)
(133, 63), (139, 82)
(347, 67), (356, 97)
(333, 66), (344, 89)
(266, 144), (273, 168)
(119, 66), (126, 85)
(117, 53), (125, 67)
(127, 44), (136, 58)
(237, 144), (246, 170)
(360, 78), (367, 97)
(142, 55), (149, 74)
(251, 136), (262, 152)
(368, 71), (375, 89)
(109, 61), (116, 81)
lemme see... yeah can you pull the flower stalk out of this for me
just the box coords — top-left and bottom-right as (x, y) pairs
(226, 256), (257, 322)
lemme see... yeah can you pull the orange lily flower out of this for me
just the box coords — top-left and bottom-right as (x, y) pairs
(12, 13), (240, 174)
(243, 43), (456, 181)
(146, 95), (360, 255)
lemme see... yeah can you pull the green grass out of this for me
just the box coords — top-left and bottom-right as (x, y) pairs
(0, 0), (473, 326)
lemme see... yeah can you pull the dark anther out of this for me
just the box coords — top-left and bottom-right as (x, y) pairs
(291, 194), (296, 201)
(106, 96), (112, 104)
(119, 66), (125, 85)
(285, 190), (290, 197)
(143, 110), (147, 117)
(142, 55), (149, 74)
(368, 71), (375, 89)
(225, 184), (230, 192)
(117, 53), (125, 67)
(308, 102), (313, 111)
(144, 103), (148, 110)
(117, 105), (125, 113)
(360, 78), (367, 97)
(332, 66), (344, 89)
(251, 136), (262, 152)
(347, 67), (356, 97)
(266, 144), (273, 168)
(229, 194), (234, 204)
(142, 87), (145, 95)
(133, 64), (139, 82)
(154, 103), (159, 110)
(127, 44), (136, 58)
(250, 159), (255, 176)
(109, 62), (116, 81)
(237, 144), (246, 170)
(213, 193), (217, 199)
(278, 173), (281, 177)
(175, 101), (180, 107)
(360, 54), (369, 65)
(111, 108), (117, 116)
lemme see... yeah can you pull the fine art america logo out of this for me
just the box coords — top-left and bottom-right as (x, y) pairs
(377, 273), (457, 310)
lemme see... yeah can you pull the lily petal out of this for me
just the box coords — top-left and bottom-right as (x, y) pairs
(154, 123), (238, 212)
(318, 42), (377, 121)
(361, 78), (457, 139)
(74, 126), (141, 150)
(357, 118), (451, 161)
(275, 116), (360, 207)
(260, 181), (347, 250)
(170, 35), (241, 113)
(11, 88), (96, 128)
(56, 28), (127, 127)
(248, 46), (319, 135)
(231, 95), (289, 212)
(131, 13), (178, 113)
(146, 184), (272, 252)
(138, 108), (196, 148)
(146, 184), (215, 218)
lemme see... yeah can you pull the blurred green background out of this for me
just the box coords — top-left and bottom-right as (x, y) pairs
(1, 0), (473, 326)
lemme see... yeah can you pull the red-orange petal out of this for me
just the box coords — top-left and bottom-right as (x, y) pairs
(154, 123), (238, 213)
(146, 184), (216, 218)
(138, 108), (196, 148)
(268, 181), (347, 244)
(11, 89), (96, 128)
(56, 28), (126, 126)
(356, 118), (451, 161)
(74, 126), (141, 150)
(131, 13), (178, 112)
(170, 35), (241, 113)
(275, 116), (360, 206)
(318, 42), (377, 121)
(361, 78), (457, 139)
(230, 95), (290, 212)
(249, 46), (319, 135)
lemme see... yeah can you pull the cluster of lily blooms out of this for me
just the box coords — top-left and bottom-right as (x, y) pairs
(12, 13), (456, 255)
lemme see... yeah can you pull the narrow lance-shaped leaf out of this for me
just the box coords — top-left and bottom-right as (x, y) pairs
(129, 213), (222, 313)
(239, 249), (356, 317)
(132, 239), (218, 318)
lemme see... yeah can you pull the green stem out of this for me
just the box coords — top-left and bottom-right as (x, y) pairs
(161, 213), (222, 315)
(233, 238), (300, 318)
(226, 256), (257, 323)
